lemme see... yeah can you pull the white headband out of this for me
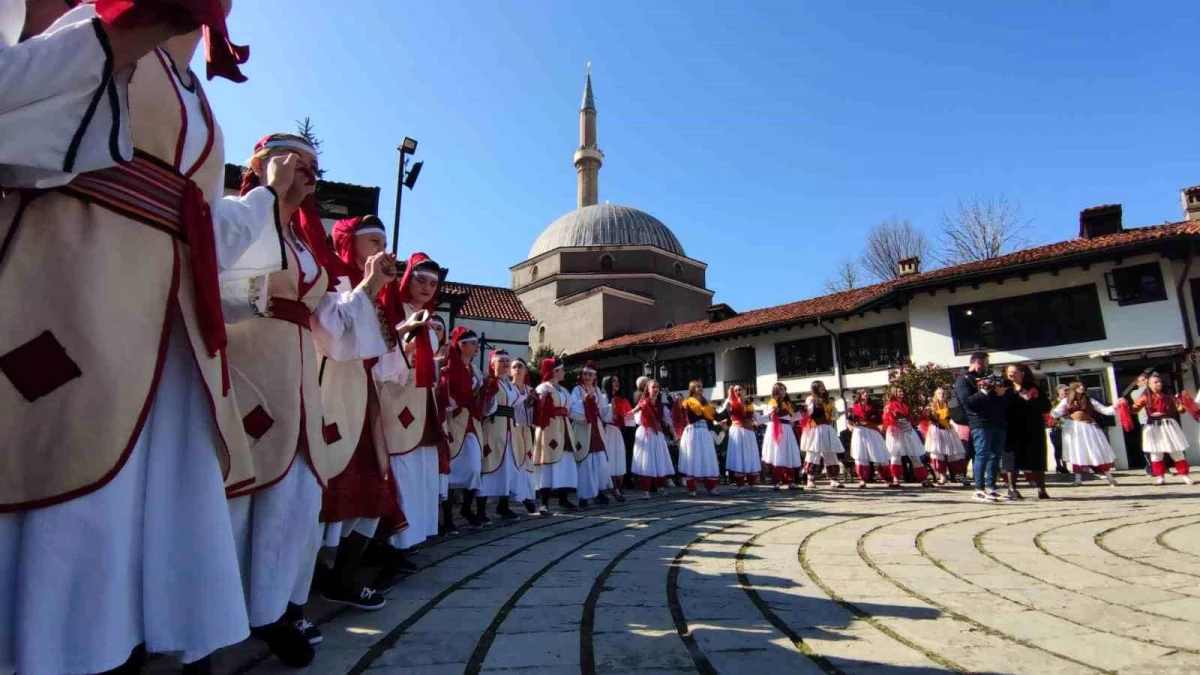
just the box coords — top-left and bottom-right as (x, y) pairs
(412, 269), (439, 280)
(355, 223), (386, 237)
(457, 336), (479, 344)
(260, 138), (316, 156)
(581, 366), (596, 373)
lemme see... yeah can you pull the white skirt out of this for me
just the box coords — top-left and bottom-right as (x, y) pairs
(725, 426), (761, 474)
(603, 423), (627, 477)
(633, 426), (676, 478)
(228, 458), (324, 628)
(801, 424), (841, 464)
(512, 461), (537, 502)
(762, 424), (803, 468)
(886, 429), (926, 461)
(925, 427), (966, 461)
(449, 432), (482, 491)
(390, 446), (440, 550)
(0, 321), (249, 674)
(479, 436), (517, 498)
(535, 453), (578, 490)
(1142, 419), (1189, 459)
(1061, 421), (1117, 468)
(850, 426), (889, 464)
(679, 422), (721, 478)
(323, 517), (379, 548)
(576, 452), (611, 499)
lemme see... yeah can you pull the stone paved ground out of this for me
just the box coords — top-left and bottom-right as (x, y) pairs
(148, 472), (1200, 674)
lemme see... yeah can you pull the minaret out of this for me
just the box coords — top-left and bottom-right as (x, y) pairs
(574, 62), (604, 208)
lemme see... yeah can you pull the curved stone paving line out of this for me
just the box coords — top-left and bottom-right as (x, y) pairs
(1096, 516), (1200, 578)
(917, 509), (1200, 660)
(1156, 520), (1200, 558)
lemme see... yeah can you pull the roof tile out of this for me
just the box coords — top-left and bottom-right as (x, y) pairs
(443, 282), (535, 324)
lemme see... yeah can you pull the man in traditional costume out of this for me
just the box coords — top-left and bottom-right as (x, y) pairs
(442, 326), (486, 526)
(570, 361), (614, 507)
(315, 215), (413, 609)
(374, 253), (447, 547)
(480, 350), (522, 520)
(1, 3), (291, 673)
(533, 358), (579, 513)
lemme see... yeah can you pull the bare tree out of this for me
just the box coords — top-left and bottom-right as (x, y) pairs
(861, 217), (929, 281)
(938, 196), (1031, 265)
(824, 257), (860, 294)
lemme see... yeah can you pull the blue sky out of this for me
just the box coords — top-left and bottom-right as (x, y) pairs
(200, 0), (1197, 311)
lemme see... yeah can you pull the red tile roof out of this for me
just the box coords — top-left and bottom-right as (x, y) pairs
(443, 282), (535, 324)
(576, 220), (1200, 357)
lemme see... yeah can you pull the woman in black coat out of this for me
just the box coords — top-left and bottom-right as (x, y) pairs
(1003, 363), (1051, 499)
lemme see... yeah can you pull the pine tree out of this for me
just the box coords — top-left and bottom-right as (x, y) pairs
(295, 117), (326, 178)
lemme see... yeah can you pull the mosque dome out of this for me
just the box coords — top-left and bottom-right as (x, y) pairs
(528, 202), (685, 259)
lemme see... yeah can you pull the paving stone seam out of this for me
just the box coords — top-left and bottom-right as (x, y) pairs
(798, 508), (974, 673)
(1094, 515), (1200, 578)
(341, 497), (722, 675)
(917, 509), (1200, 656)
(853, 506), (1114, 674)
(463, 502), (767, 675)
(666, 508), (809, 675)
(1153, 518), (1200, 558)
(978, 509), (1200, 622)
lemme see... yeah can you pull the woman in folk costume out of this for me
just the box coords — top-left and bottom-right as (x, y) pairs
(848, 389), (888, 488)
(882, 386), (931, 488)
(479, 350), (521, 520)
(442, 326), (487, 526)
(0, 5), (293, 673)
(373, 253), (449, 546)
(761, 383), (803, 490)
(1128, 374), (1196, 486)
(314, 215), (415, 610)
(222, 133), (393, 660)
(571, 361), (614, 507)
(510, 358), (541, 513)
(801, 380), (844, 489)
(602, 374), (632, 500)
(677, 379), (722, 496)
(718, 385), (762, 490)
(532, 358), (580, 512)
(632, 379), (677, 498)
(1052, 380), (1119, 487)
(923, 387), (968, 486)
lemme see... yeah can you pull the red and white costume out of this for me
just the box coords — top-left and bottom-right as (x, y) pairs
(924, 405), (967, 480)
(883, 400), (929, 484)
(374, 253), (447, 549)
(317, 217), (406, 546)
(1133, 391), (1194, 483)
(605, 391), (632, 481)
(801, 396), (842, 486)
(533, 360), (579, 491)
(509, 372), (538, 503)
(632, 395), (675, 492)
(719, 392), (761, 487)
(1051, 396), (1117, 476)
(570, 365), (613, 501)
(443, 327), (484, 492)
(762, 398), (802, 485)
(677, 395), (721, 492)
(1, 6), (271, 672)
(480, 352), (520, 499)
(849, 400), (888, 483)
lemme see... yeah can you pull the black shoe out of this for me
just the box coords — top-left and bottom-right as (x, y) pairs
(461, 510), (483, 528)
(372, 566), (407, 594)
(388, 549), (420, 573)
(321, 585), (386, 611)
(558, 498), (578, 511)
(251, 622), (315, 667)
(497, 505), (520, 520)
(578, 498), (590, 509)
(615, 491), (626, 503)
(293, 617), (323, 644)
(475, 497), (492, 525)
(598, 492), (611, 505)
(523, 499), (539, 514)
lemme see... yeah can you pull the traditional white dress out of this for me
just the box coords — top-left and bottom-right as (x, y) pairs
(447, 366), (483, 492)
(571, 385), (613, 500)
(678, 399), (720, 479)
(1, 13), (282, 671)
(534, 383), (579, 490)
(801, 397), (841, 466)
(480, 379), (520, 498)
(601, 400), (629, 480)
(721, 402), (762, 476)
(924, 410), (966, 462)
(632, 404), (676, 478)
(510, 383), (538, 502)
(374, 313), (442, 550)
(761, 403), (803, 468)
(1051, 398), (1117, 470)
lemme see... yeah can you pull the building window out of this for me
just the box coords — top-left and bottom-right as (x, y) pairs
(949, 284), (1106, 354)
(775, 335), (834, 378)
(839, 323), (909, 372)
(1105, 263), (1167, 306)
(600, 254), (614, 272)
(531, 265), (539, 282)
(661, 353), (716, 388)
(673, 262), (683, 279)
(537, 325), (545, 345)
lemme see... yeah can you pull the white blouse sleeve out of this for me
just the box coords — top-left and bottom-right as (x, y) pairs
(0, 5), (133, 188)
(212, 185), (284, 282)
(598, 393), (613, 424)
(568, 387), (588, 423)
(1090, 398), (1115, 417)
(372, 346), (412, 387)
(513, 388), (531, 427)
(311, 279), (388, 362)
(1050, 398), (1068, 419)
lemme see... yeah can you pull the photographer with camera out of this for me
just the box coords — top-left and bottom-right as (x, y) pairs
(954, 352), (1011, 502)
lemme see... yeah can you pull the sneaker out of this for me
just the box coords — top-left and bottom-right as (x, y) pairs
(1154, 477), (1166, 486)
(615, 491), (626, 503)
(986, 490), (1000, 502)
(598, 492), (611, 505)
(321, 585), (386, 611)
(806, 478), (817, 489)
(559, 498), (579, 511)
(887, 483), (901, 490)
(1073, 475), (1083, 486)
(773, 484), (782, 492)
(973, 491), (988, 503)
(1103, 473), (1118, 487)
(294, 618), (323, 645)
(831, 481), (844, 489)
(578, 498), (590, 509)
(858, 481), (867, 489)
(1183, 475), (1195, 486)
(251, 622), (315, 667)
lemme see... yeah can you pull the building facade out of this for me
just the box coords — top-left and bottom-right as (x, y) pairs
(573, 196), (1200, 470)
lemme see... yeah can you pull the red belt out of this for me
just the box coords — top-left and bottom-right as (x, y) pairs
(60, 151), (229, 393)
(550, 407), (569, 418)
(266, 297), (312, 330)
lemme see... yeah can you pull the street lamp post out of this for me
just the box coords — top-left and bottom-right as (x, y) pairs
(391, 137), (424, 256)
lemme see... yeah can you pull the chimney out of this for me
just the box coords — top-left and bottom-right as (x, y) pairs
(897, 256), (920, 277)
(1183, 186), (1200, 222)
(706, 303), (737, 323)
(1079, 204), (1122, 239)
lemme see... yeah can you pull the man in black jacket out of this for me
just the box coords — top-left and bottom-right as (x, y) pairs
(954, 352), (1010, 502)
